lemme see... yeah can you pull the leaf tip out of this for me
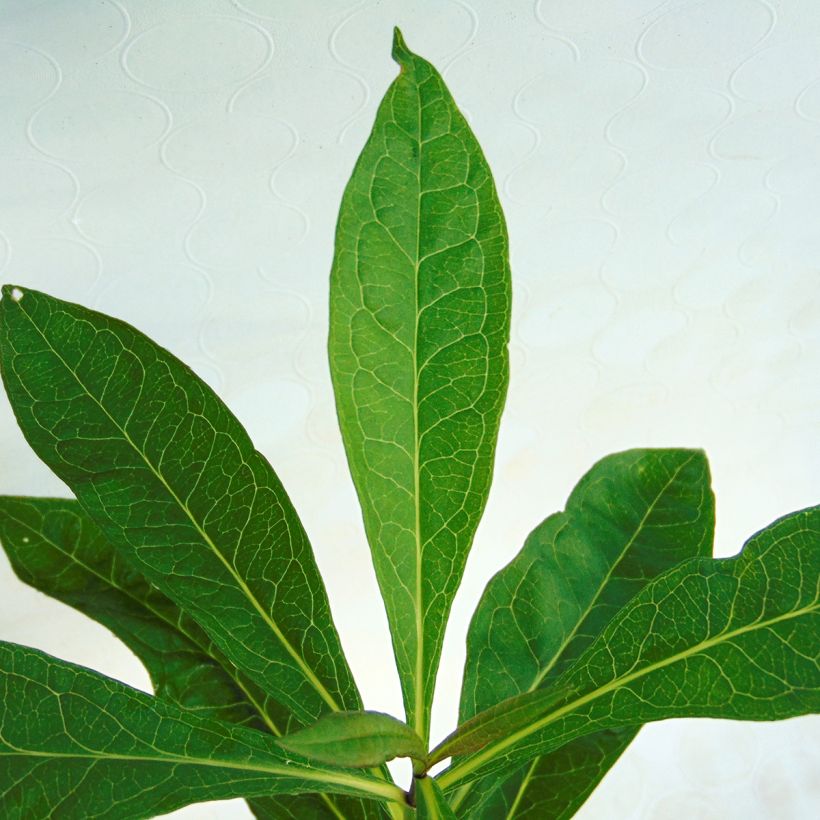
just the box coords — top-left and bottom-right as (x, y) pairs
(392, 26), (411, 64)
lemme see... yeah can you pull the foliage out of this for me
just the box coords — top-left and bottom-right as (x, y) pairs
(0, 28), (817, 820)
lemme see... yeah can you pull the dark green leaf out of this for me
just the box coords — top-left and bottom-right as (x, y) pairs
(415, 777), (456, 820)
(328, 27), (511, 742)
(279, 711), (427, 769)
(250, 794), (386, 820)
(447, 728), (639, 819)
(0, 495), (380, 820)
(0, 496), (266, 729)
(434, 505), (820, 789)
(0, 641), (406, 819)
(0, 284), (359, 727)
(453, 449), (714, 817)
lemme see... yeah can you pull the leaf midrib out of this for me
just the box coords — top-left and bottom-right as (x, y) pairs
(529, 454), (697, 691)
(0, 748), (402, 802)
(14, 300), (341, 716)
(438, 596), (819, 789)
(1, 505), (285, 737)
(411, 62), (425, 745)
(504, 756), (537, 820)
(3, 514), (377, 820)
(452, 456), (698, 814)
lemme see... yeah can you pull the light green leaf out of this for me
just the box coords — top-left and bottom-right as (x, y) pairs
(0, 641), (406, 819)
(329, 26), (511, 743)
(0, 284), (359, 728)
(434, 505), (820, 790)
(279, 711), (427, 769)
(453, 449), (714, 817)
(415, 777), (456, 820)
(0, 495), (380, 820)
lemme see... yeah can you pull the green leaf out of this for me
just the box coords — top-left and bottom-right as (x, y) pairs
(415, 777), (456, 820)
(328, 26), (511, 743)
(447, 728), (639, 820)
(250, 795), (386, 820)
(0, 495), (380, 820)
(0, 284), (360, 727)
(453, 449), (714, 817)
(0, 641), (407, 818)
(434, 505), (820, 790)
(0, 496), (267, 729)
(279, 711), (427, 769)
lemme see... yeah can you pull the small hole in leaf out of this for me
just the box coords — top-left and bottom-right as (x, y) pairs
(10, 287), (24, 302)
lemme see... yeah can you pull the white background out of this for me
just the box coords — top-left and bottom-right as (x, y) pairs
(1, 1), (819, 817)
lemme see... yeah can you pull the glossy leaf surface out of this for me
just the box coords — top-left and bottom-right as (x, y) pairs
(435, 506), (820, 789)
(0, 284), (359, 726)
(329, 28), (511, 741)
(454, 449), (714, 817)
(280, 711), (427, 769)
(0, 495), (378, 820)
(0, 642), (405, 818)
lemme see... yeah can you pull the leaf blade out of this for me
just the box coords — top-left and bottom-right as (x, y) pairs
(279, 711), (427, 769)
(0, 641), (406, 819)
(454, 449), (714, 817)
(0, 495), (380, 819)
(415, 777), (456, 820)
(0, 284), (359, 727)
(329, 27), (511, 741)
(449, 728), (639, 820)
(0, 495), (266, 728)
(436, 505), (820, 789)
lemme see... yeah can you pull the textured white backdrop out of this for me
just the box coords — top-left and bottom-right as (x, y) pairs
(1, 1), (819, 817)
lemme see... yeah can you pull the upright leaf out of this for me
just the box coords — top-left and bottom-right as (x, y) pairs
(434, 506), (820, 790)
(454, 449), (714, 817)
(0, 496), (380, 820)
(0, 642), (406, 819)
(0, 284), (358, 727)
(415, 777), (456, 820)
(329, 27), (511, 741)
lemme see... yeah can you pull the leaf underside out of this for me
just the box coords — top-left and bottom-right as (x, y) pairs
(0, 642), (403, 819)
(453, 448), (715, 817)
(0, 496), (380, 819)
(0, 284), (359, 726)
(436, 505), (820, 790)
(329, 28), (511, 742)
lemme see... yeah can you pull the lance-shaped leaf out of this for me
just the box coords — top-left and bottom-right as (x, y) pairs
(0, 641), (407, 819)
(0, 284), (359, 727)
(415, 777), (456, 820)
(434, 505), (820, 790)
(0, 496), (382, 820)
(279, 711), (427, 769)
(329, 27), (511, 742)
(0, 496), (266, 729)
(452, 449), (714, 817)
